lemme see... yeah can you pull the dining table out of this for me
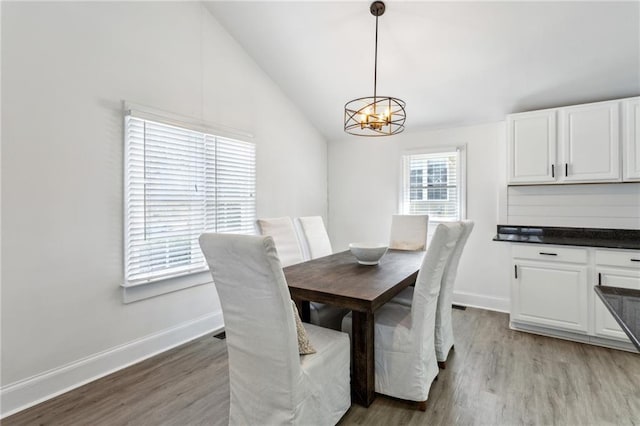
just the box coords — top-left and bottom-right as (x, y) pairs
(283, 249), (425, 407)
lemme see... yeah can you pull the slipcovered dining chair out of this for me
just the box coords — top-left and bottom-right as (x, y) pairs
(258, 216), (346, 331)
(256, 217), (304, 267)
(389, 221), (474, 368)
(295, 216), (350, 331)
(295, 216), (333, 260)
(199, 233), (351, 425)
(341, 223), (462, 410)
(389, 214), (429, 251)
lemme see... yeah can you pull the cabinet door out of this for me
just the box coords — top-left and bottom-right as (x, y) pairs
(511, 261), (588, 332)
(593, 268), (640, 341)
(623, 97), (640, 181)
(507, 110), (557, 184)
(559, 101), (621, 182)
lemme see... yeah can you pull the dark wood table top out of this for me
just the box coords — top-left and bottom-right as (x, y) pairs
(284, 249), (424, 312)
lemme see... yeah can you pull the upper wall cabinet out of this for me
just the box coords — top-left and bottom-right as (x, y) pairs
(559, 101), (620, 183)
(623, 97), (640, 181)
(507, 110), (556, 184)
(507, 97), (639, 185)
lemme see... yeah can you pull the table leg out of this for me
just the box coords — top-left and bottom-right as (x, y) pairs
(294, 299), (311, 322)
(351, 310), (375, 407)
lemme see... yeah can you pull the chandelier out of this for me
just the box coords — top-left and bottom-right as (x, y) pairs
(344, 1), (406, 136)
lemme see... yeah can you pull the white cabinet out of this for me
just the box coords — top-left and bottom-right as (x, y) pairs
(623, 97), (640, 181)
(506, 97), (632, 185)
(593, 249), (640, 341)
(507, 110), (556, 184)
(559, 101), (620, 182)
(510, 244), (640, 351)
(511, 245), (589, 333)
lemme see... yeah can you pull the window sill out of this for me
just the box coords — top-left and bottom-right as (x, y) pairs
(121, 271), (213, 303)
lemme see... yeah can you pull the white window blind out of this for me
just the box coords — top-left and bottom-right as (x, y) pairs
(124, 114), (256, 286)
(401, 150), (463, 221)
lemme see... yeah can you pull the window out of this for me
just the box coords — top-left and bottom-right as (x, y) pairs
(426, 159), (448, 201)
(410, 169), (423, 200)
(401, 148), (465, 222)
(124, 112), (256, 287)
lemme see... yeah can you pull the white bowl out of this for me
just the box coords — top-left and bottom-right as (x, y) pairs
(349, 243), (389, 265)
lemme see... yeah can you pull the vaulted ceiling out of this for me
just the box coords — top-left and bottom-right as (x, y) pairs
(205, 1), (640, 141)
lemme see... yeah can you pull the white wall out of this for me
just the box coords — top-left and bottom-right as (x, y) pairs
(1, 1), (327, 415)
(328, 122), (511, 312)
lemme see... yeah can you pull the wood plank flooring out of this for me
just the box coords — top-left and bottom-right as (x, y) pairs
(4, 308), (639, 425)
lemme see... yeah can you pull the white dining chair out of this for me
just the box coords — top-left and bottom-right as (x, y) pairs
(341, 222), (462, 410)
(389, 214), (429, 251)
(256, 217), (304, 267)
(295, 216), (349, 331)
(389, 220), (474, 368)
(199, 233), (351, 425)
(295, 216), (333, 259)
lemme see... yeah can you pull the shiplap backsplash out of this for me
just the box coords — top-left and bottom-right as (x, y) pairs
(507, 183), (640, 229)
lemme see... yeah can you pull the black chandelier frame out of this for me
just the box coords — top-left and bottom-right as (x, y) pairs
(344, 1), (406, 137)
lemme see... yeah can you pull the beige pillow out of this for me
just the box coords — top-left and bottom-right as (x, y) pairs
(291, 300), (316, 355)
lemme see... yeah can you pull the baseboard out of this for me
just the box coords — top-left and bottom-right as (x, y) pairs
(0, 311), (224, 419)
(453, 291), (510, 313)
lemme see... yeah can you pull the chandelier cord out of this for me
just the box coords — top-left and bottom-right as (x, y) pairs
(373, 13), (379, 102)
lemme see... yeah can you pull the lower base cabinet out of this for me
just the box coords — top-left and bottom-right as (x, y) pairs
(512, 261), (588, 332)
(510, 244), (640, 351)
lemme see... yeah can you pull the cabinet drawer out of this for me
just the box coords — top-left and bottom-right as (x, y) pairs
(512, 244), (588, 264)
(596, 267), (640, 289)
(595, 249), (640, 269)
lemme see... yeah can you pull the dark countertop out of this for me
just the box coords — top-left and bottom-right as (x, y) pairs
(493, 225), (640, 250)
(594, 286), (640, 352)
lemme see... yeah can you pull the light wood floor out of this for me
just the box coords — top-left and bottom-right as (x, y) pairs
(4, 308), (640, 425)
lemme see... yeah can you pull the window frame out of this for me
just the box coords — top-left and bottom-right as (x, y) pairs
(122, 102), (255, 303)
(399, 145), (467, 223)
